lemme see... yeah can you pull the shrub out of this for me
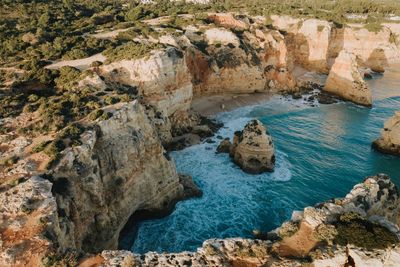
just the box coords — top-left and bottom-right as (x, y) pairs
(55, 66), (82, 91)
(32, 140), (52, 153)
(103, 42), (164, 62)
(87, 109), (104, 121)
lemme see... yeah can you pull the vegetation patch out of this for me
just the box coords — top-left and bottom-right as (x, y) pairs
(278, 221), (299, 238)
(333, 212), (399, 250)
(103, 42), (164, 62)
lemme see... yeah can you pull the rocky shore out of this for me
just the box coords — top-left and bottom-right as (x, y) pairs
(99, 174), (400, 267)
(1, 10), (400, 267)
(373, 111), (400, 156)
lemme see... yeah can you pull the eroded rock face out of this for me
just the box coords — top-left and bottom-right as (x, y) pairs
(272, 174), (400, 258)
(329, 26), (400, 71)
(100, 47), (193, 123)
(373, 111), (400, 155)
(47, 101), (196, 253)
(99, 174), (400, 267)
(230, 120), (275, 174)
(271, 15), (400, 73)
(324, 50), (372, 106)
(0, 176), (60, 267)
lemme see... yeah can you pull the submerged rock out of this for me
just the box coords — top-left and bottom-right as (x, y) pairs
(372, 111), (400, 156)
(324, 50), (372, 107)
(230, 119), (275, 174)
(216, 138), (232, 153)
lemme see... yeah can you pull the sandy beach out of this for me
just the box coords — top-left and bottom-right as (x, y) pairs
(191, 92), (273, 117)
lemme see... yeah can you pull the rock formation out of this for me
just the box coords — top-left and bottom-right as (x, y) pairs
(3, 11), (400, 266)
(100, 48), (193, 133)
(0, 101), (202, 265)
(98, 174), (400, 267)
(216, 138), (231, 153)
(229, 120), (275, 174)
(372, 111), (400, 155)
(324, 50), (372, 106)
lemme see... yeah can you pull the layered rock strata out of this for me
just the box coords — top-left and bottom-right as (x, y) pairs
(324, 50), (372, 106)
(0, 101), (202, 265)
(217, 120), (275, 174)
(372, 111), (400, 155)
(271, 15), (400, 73)
(100, 174), (400, 267)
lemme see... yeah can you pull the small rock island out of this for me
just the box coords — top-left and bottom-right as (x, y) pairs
(373, 111), (400, 155)
(218, 119), (275, 174)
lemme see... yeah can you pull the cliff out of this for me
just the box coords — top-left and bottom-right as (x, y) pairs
(373, 111), (400, 155)
(324, 50), (372, 106)
(272, 15), (400, 73)
(100, 174), (400, 267)
(0, 101), (200, 265)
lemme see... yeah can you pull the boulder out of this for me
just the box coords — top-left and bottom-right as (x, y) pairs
(324, 50), (372, 106)
(230, 120), (275, 174)
(216, 138), (232, 153)
(372, 111), (400, 155)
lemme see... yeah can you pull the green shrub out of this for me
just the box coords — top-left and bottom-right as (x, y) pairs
(104, 95), (120, 105)
(103, 42), (164, 62)
(100, 111), (113, 120)
(364, 22), (383, 33)
(32, 140), (52, 153)
(87, 109), (104, 121)
(55, 66), (82, 91)
(43, 138), (65, 158)
(333, 212), (399, 250)
(0, 155), (19, 167)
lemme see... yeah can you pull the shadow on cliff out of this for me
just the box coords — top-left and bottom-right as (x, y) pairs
(285, 31), (328, 73)
(327, 24), (345, 68)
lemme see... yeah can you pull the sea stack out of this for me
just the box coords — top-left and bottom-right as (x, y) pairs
(324, 50), (372, 107)
(229, 119), (275, 174)
(372, 111), (400, 155)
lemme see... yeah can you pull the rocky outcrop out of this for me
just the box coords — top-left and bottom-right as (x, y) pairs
(271, 174), (400, 258)
(99, 174), (400, 267)
(271, 15), (400, 74)
(185, 24), (297, 95)
(0, 176), (61, 267)
(324, 50), (372, 106)
(49, 101), (197, 253)
(229, 120), (275, 174)
(372, 111), (400, 155)
(329, 25), (400, 72)
(0, 100), (202, 265)
(216, 138), (231, 153)
(276, 17), (331, 73)
(207, 13), (249, 31)
(100, 47), (193, 141)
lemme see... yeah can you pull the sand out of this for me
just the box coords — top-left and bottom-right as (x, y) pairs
(45, 53), (106, 71)
(191, 92), (273, 117)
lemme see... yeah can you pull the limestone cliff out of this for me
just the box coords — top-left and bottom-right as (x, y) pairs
(324, 50), (372, 106)
(272, 15), (400, 73)
(373, 111), (400, 155)
(100, 48), (193, 130)
(0, 101), (201, 265)
(99, 174), (400, 267)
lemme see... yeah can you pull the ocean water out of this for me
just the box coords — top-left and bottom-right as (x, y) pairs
(126, 71), (400, 254)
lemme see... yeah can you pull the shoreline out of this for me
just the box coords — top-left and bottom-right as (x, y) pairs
(191, 92), (274, 117)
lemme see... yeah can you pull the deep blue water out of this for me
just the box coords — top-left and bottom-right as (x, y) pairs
(128, 70), (400, 254)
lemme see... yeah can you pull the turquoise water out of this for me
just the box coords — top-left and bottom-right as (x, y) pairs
(128, 72), (400, 254)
